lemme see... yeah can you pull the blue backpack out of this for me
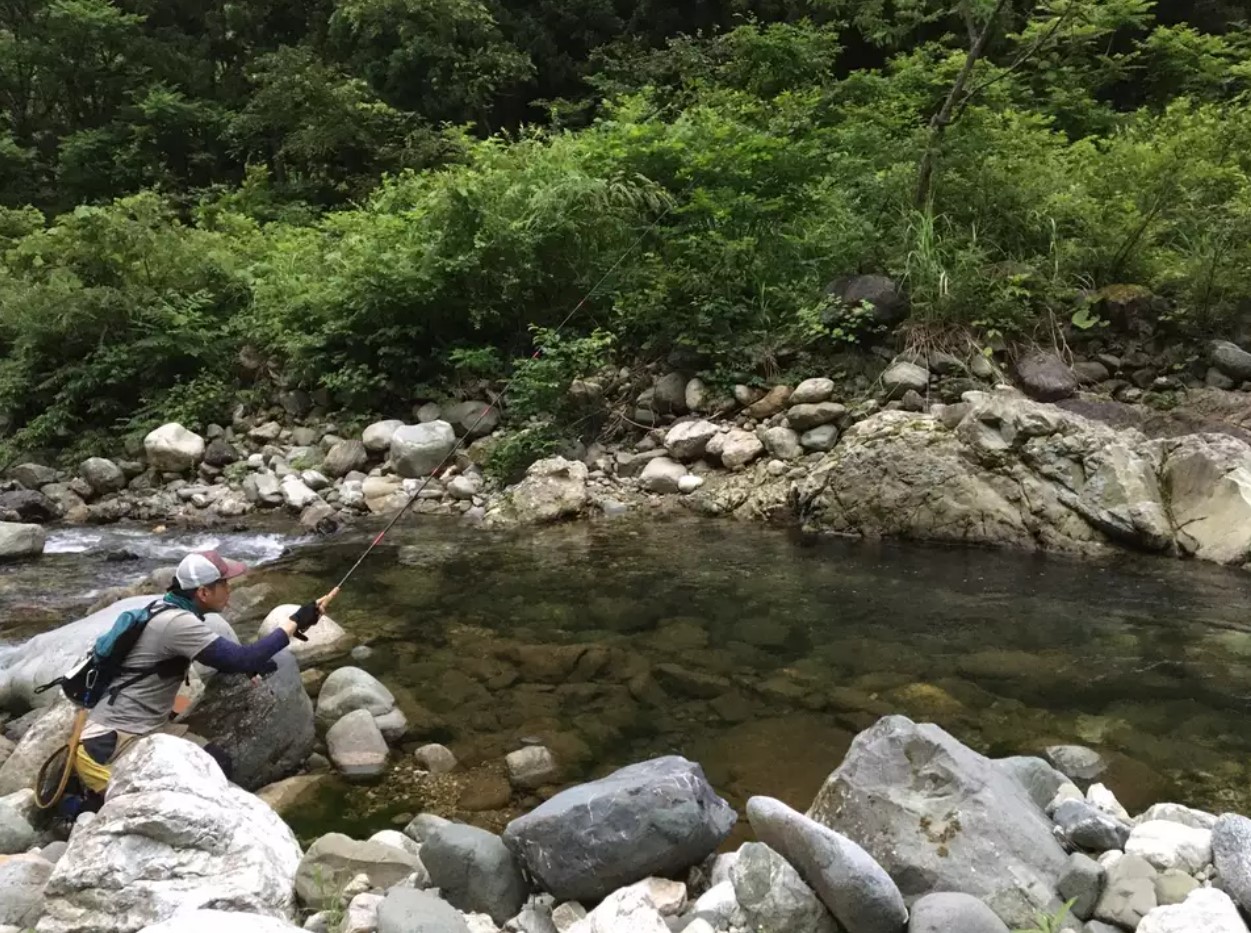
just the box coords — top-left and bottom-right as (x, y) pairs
(39, 600), (190, 709)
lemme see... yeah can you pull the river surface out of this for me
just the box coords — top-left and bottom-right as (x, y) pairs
(2, 516), (1250, 841)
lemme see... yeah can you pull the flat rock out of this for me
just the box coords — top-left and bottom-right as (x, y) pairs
(1136, 803), (1215, 831)
(1045, 746), (1107, 784)
(882, 362), (929, 399)
(296, 833), (422, 908)
(788, 403), (845, 431)
(792, 378), (836, 405)
(378, 888), (471, 933)
(639, 457), (687, 494)
(746, 795), (905, 933)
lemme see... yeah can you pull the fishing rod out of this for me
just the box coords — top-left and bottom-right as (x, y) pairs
(331, 182), (691, 594)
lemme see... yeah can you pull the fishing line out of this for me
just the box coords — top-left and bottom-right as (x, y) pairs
(332, 180), (693, 592)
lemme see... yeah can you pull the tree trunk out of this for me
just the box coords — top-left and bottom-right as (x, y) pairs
(914, 0), (1013, 210)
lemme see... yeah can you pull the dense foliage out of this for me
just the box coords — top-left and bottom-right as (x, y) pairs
(0, 0), (1248, 461)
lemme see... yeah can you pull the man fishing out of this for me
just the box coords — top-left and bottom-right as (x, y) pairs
(71, 549), (337, 806)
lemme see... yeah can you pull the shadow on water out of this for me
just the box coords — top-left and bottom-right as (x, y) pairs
(7, 514), (1251, 842)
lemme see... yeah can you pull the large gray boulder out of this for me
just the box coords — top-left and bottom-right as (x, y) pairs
(378, 889), (470, 933)
(180, 650), (314, 791)
(746, 796), (906, 933)
(490, 457), (588, 524)
(80, 458), (126, 495)
(36, 735), (302, 933)
(807, 715), (1067, 928)
(0, 489), (60, 523)
(824, 275), (908, 327)
(730, 843), (836, 933)
(0, 522), (44, 561)
(391, 422), (457, 478)
(792, 391), (1176, 559)
(0, 854), (54, 927)
(422, 823), (528, 924)
(502, 756), (736, 902)
(11, 463), (57, 489)
(1210, 340), (1251, 382)
(1211, 813), (1251, 914)
(443, 400), (501, 439)
(323, 440), (369, 479)
(144, 423), (205, 473)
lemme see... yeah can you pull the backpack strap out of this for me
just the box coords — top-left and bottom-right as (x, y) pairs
(104, 601), (192, 706)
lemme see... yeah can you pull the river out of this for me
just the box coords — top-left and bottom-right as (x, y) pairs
(2, 516), (1249, 840)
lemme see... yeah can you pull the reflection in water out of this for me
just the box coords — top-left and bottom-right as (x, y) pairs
(6, 514), (1251, 841)
(247, 515), (1251, 840)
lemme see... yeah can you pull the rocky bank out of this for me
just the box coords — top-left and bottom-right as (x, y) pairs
(5, 338), (1251, 569)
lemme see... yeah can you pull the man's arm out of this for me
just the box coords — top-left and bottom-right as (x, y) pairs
(195, 629), (291, 675)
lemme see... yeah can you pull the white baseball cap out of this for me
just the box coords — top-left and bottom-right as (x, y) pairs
(175, 550), (248, 589)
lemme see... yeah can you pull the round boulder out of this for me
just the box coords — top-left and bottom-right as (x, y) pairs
(391, 422), (457, 478)
(144, 423), (205, 473)
(80, 458), (126, 495)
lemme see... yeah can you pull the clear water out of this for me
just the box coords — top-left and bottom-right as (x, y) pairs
(5, 515), (1251, 842)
